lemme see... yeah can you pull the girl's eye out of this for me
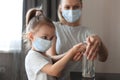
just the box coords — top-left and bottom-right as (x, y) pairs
(50, 36), (54, 41)
(41, 36), (47, 40)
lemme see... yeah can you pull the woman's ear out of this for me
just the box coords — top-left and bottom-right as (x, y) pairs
(59, 5), (62, 12)
(80, 1), (83, 9)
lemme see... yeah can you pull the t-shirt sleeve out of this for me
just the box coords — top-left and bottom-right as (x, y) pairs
(53, 21), (60, 38)
(26, 51), (50, 74)
(53, 21), (57, 27)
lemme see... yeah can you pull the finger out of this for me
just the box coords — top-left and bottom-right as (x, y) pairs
(91, 48), (99, 60)
(87, 40), (98, 60)
(77, 43), (83, 47)
(80, 45), (86, 52)
(90, 35), (96, 42)
(91, 35), (102, 47)
(73, 43), (86, 61)
(85, 37), (92, 55)
(87, 40), (99, 60)
(74, 43), (83, 50)
(73, 52), (81, 61)
(86, 36), (92, 44)
(75, 54), (83, 61)
(88, 36), (95, 44)
(92, 53), (97, 60)
(75, 44), (86, 53)
(84, 43), (91, 56)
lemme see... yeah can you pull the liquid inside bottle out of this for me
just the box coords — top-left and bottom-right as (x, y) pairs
(82, 54), (95, 78)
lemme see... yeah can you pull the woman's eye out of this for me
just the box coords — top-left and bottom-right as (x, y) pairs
(64, 6), (70, 10)
(73, 6), (80, 9)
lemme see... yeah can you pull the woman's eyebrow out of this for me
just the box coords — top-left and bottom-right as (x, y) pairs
(64, 3), (80, 6)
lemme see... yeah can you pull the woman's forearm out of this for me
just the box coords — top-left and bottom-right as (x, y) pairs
(98, 42), (108, 62)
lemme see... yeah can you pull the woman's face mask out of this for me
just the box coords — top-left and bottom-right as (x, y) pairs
(60, 0), (82, 23)
(62, 9), (81, 23)
(33, 37), (52, 53)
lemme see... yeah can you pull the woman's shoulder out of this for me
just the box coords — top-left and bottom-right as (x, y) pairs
(53, 21), (60, 24)
(53, 21), (66, 32)
(53, 21), (62, 27)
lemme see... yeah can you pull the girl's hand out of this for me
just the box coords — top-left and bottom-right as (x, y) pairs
(85, 35), (101, 60)
(72, 43), (86, 61)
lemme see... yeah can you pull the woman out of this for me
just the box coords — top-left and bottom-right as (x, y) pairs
(47, 0), (108, 80)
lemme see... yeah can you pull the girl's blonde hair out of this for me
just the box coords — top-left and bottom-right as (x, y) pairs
(23, 8), (55, 51)
(58, 0), (82, 24)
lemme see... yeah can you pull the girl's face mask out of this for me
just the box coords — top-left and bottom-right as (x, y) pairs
(33, 37), (52, 53)
(62, 9), (81, 23)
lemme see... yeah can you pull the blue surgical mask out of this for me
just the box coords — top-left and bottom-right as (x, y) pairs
(62, 9), (81, 23)
(33, 37), (52, 53)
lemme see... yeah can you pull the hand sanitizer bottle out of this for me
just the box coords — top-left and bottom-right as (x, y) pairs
(82, 54), (95, 78)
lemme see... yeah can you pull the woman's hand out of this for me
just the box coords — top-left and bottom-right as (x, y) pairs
(85, 35), (101, 60)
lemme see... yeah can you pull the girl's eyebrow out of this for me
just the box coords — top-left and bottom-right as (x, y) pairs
(40, 33), (49, 36)
(41, 34), (54, 38)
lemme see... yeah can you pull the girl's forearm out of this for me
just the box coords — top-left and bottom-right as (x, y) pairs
(49, 49), (74, 77)
(50, 53), (66, 62)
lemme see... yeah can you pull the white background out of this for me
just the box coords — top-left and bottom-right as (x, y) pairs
(0, 0), (22, 51)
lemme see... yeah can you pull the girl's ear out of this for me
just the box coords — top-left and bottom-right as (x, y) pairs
(27, 32), (34, 41)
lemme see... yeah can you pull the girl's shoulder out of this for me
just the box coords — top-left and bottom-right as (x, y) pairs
(26, 50), (45, 60)
(25, 50), (51, 64)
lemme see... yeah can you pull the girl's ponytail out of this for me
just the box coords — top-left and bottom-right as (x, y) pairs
(26, 8), (43, 26)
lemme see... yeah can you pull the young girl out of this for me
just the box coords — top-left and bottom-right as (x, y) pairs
(24, 8), (86, 80)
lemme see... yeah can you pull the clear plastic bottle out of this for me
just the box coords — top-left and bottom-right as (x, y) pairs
(82, 54), (95, 78)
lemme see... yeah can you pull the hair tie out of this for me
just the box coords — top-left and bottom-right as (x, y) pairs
(35, 10), (43, 16)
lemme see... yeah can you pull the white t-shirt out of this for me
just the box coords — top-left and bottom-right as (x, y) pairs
(54, 22), (94, 80)
(25, 50), (56, 80)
